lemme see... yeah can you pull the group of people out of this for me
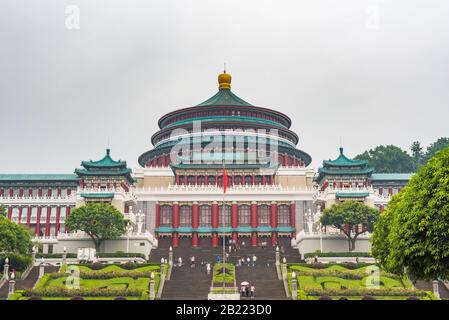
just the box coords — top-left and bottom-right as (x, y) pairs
(237, 255), (257, 267)
(240, 283), (256, 298)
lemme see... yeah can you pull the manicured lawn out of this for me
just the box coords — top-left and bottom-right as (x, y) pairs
(284, 263), (430, 300)
(10, 263), (167, 300)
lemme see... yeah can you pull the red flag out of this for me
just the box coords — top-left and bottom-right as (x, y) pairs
(222, 167), (228, 193)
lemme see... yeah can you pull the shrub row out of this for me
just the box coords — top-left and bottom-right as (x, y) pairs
(23, 287), (143, 297)
(290, 269), (364, 280)
(0, 253), (32, 272)
(50, 270), (159, 280)
(304, 252), (373, 259)
(85, 262), (160, 271)
(291, 262), (375, 270)
(35, 252), (145, 259)
(303, 288), (429, 297)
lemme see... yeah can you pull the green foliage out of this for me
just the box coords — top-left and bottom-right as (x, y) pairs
(304, 251), (372, 258)
(23, 287), (143, 297)
(320, 201), (379, 251)
(410, 141), (424, 169)
(65, 203), (127, 251)
(0, 216), (32, 255)
(213, 263), (235, 285)
(303, 288), (428, 297)
(0, 206), (6, 217)
(0, 253), (32, 272)
(423, 137), (449, 163)
(371, 145), (449, 281)
(355, 145), (415, 173)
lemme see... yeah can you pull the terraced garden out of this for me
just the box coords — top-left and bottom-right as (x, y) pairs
(284, 263), (436, 300)
(9, 263), (167, 300)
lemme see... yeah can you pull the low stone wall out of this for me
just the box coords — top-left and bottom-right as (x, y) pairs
(294, 233), (371, 254)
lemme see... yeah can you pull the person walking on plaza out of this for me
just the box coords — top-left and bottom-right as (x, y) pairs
(252, 255), (257, 267)
(247, 257), (251, 266)
(206, 263), (211, 275)
(191, 256), (195, 268)
(178, 257), (182, 267)
(250, 285), (255, 298)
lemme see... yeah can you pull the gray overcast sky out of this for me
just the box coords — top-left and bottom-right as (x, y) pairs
(0, 0), (448, 173)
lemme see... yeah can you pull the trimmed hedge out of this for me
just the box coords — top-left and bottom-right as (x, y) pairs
(304, 288), (429, 297)
(35, 252), (145, 259)
(46, 270), (160, 280)
(290, 262), (375, 270)
(0, 253), (32, 272)
(23, 287), (143, 297)
(304, 252), (372, 259)
(81, 262), (159, 271)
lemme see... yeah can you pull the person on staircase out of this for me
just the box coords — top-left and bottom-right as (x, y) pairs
(252, 255), (257, 267)
(190, 256), (195, 268)
(206, 263), (211, 275)
(178, 257), (183, 267)
(250, 285), (255, 298)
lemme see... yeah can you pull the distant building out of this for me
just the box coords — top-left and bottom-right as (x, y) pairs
(0, 71), (412, 252)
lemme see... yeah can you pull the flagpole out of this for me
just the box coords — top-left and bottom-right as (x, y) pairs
(222, 158), (226, 290)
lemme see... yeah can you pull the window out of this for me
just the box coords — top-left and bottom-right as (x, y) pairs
(234, 176), (242, 185)
(160, 205), (172, 226)
(258, 205), (270, 226)
(245, 176), (253, 185)
(238, 205), (251, 226)
(180, 206), (192, 226)
(255, 176), (262, 185)
(208, 176), (216, 185)
(199, 205), (212, 226)
(198, 176), (205, 185)
(278, 205), (290, 226)
(187, 176), (195, 185)
(219, 205), (231, 226)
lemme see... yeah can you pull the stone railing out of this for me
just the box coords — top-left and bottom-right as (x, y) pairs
(0, 195), (76, 204)
(134, 184), (316, 194)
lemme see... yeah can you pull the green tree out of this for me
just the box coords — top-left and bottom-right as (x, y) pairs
(355, 145), (415, 173)
(0, 206), (6, 217)
(410, 141), (424, 170)
(0, 215), (32, 255)
(320, 201), (380, 251)
(371, 145), (449, 281)
(65, 203), (128, 252)
(424, 137), (449, 163)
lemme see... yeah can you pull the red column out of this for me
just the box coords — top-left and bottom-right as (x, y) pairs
(26, 207), (31, 226)
(8, 188), (13, 197)
(212, 202), (219, 247)
(290, 201), (296, 229)
(0, 188), (3, 197)
(176, 175), (180, 185)
(251, 232), (258, 247)
(7, 207), (12, 220)
(184, 176), (188, 185)
(192, 232), (199, 247)
(271, 232), (278, 246)
(57, 188), (61, 197)
(271, 202), (278, 228)
(231, 202), (238, 228)
(172, 233), (179, 247)
(172, 203), (180, 229)
(64, 207), (71, 232)
(36, 207), (42, 236)
(18, 207), (22, 224)
(205, 176), (209, 185)
(47, 188), (52, 197)
(194, 176), (198, 186)
(252, 175), (255, 186)
(212, 202), (219, 228)
(251, 202), (258, 228)
(67, 188), (72, 196)
(212, 233), (219, 247)
(55, 206), (61, 235)
(155, 203), (160, 228)
(45, 207), (51, 237)
(19, 188), (24, 197)
(262, 176), (266, 186)
(192, 202), (199, 229)
(38, 188), (42, 197)
(388, 187), (393, 195)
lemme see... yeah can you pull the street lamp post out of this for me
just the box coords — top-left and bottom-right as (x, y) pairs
(126, 222), (133, 254)
(38, 257), (45, 279)
(168, 246), (173, 266)
(149, 272), (155, 300)
(2, 257), (9, 280)
(7, 271), (16, 299)
(291, 271), (297, 300)
(62, 246), (67, 265)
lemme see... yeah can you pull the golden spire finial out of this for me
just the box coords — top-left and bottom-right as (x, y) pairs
(218, 64), (231, 90)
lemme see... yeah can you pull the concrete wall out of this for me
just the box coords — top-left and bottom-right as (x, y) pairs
(296, 235), (371, 254)
(40, 235), (155, 258)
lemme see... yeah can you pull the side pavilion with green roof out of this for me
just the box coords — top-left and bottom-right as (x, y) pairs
(315, 147), (374, 190)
